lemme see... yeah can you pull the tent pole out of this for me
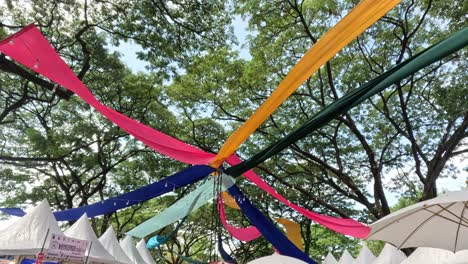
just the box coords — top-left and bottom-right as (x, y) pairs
(84, 241), (92, 264)
(40, 228), (50, 253)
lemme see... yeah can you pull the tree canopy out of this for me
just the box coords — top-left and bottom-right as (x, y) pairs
(0, 0), (466, 262)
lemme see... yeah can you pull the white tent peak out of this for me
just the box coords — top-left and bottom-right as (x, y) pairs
(0, 199), (63, 256)
(338, 250), (355, 264)
(98, 226), (132, 264)
(372, 244), (406, 264)
(136, 239), (157, 264)
(64, 213), (116, 263)
(323, 252), (338, 264)
(355, 245), (376, 264)
(120, 235), (148, 264)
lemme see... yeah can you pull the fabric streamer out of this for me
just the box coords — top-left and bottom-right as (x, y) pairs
(146, 235), (167, 249)
(219, 196), (304, 251)
(0, 208), (26, 217)
(227, 27), (468, 176)
(218, 197), (261, 241)
(53, 165), (213, 221)
(210, 0), (402, 168)
(221, 192), (241, 210)
(0, 25), (371, 239)
(226, 155), (370, 238)
(276, 218), (304, 251)
(227, 184), (316, 264)
(146, 217), (187, 249)
(0, 25), (215, 165)
(0, 166), (214, 221)
(218, 233), (236, 263)
(128, 174), (235, 238)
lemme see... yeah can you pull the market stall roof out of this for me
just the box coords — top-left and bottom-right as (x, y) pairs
(64, 213), (116, 263)
(0, 200), (63, 256)
(136, 239), (157, 264)
(119, 235), (148, 264)
(323, 252), (338, 264)
(337, 250), (355, 264)
(371, 244), (406, 264)
(356, 245), (376, 264)
(98, 226), (133, 264)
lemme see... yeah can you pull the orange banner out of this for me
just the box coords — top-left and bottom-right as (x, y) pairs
(210, 0), (401, 168)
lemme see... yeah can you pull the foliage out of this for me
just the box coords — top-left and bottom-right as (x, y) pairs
(0, 0), (467, 262)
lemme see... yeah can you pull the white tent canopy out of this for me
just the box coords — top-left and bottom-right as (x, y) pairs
(371, 244), (406, 264)
(98, 226), (132, 264)
(401, 247), (453, 264)
(64, 213), (116, 264)
(119, 235), (148, 264)
(0, 199), (63, 256)
(355, 245), (376, 264)
(323, 252), (338, 264)
(247, 253), (308, 263)
(446, 250), (468, 264)
(338, 250), (355, 264)
(136, 239), (157, 264)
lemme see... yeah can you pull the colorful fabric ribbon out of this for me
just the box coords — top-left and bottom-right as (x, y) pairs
(128, 174), (235, 238)
(0, 166), (213, 221)
(226, 155), (370, 238)
(0, 208), (26, 217)
(210, 0), (402, 168)
(218, 196), (261, 241)
(227, 184), (316, 263)
(276, 218), (304, 251)
(226, 27), (468, 176)
(221, 192), (240, 210)
(0, 25), (215, 165)
(0, 25), (371, 239)
(219, 195), (304, 250)
(145, 217), (187, 249)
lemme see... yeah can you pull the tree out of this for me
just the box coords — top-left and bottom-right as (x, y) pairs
(0, 0), (233, 260)
(1, 0), (467, 262)
(164, 0), (467, 259)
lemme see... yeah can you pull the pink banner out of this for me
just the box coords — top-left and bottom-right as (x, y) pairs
(226, 155), (370, 238)
(218, 197), (261, 241)
(0, 25), (215, 165)
(0, 25), (369, 239)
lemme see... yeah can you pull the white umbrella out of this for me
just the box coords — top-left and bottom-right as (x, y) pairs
(355, 245), (376, 264)
(401, 247), (453, 264)
(323, 252), (338, 264)
(247, 253), (308, 264)
(371, 244), (406, 264)
(337, 250), (354, 264)
(368, 190), (468, 252)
